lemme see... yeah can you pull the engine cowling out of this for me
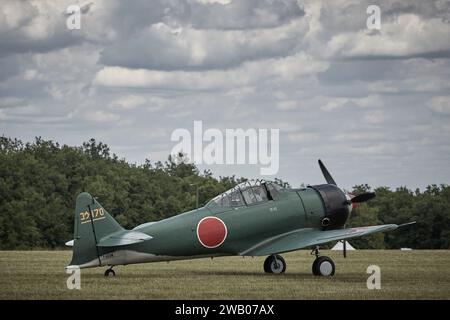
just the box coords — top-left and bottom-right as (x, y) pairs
(309, 184), (350, 230)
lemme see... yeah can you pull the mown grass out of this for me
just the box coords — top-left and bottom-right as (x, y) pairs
(0, 250), (449, 299)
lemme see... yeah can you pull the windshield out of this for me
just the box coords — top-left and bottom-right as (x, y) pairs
(207, 180), (283, 208)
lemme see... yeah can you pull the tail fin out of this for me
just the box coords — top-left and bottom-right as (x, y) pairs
(68, 192), (124, 268)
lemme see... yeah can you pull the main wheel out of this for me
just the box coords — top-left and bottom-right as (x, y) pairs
(312, 256), (335, 276)
(263, 255), (286, 274)
(312, 257), (320, 276)
(104, 268), (116, 277)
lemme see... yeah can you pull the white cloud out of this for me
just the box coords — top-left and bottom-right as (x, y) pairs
(94, 53), (328, 90)
(288, 132), (319, 142)
(23, 69), (37, 80)
(332, 132), (384, 142)
(0, 96), (24, 108)
(428, 96), (450, 114)
(345, 142), (401, 156)
(195, 0), (232, 5)
(364, 110), (385, 124)
(277, 100), (299, 111)
(87, 110), (120, 123)
(325, 14), (450, 59)
(113, 95), (146, 109)
(321, 98), (349, 111)
(0, 0), (37, 32)
(277, 95), (381, 112)
(353, 95), (381, 108)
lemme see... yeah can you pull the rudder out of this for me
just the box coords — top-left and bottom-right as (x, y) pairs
(68, 192), (124, 268)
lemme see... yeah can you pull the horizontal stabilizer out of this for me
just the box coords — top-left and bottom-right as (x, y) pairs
(97, 230), (153, 247)
(65, 240), (74, 247)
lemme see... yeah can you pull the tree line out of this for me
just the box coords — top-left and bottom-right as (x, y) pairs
(0, 136), (448, 249)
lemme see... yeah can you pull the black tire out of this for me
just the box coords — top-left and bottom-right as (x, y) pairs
(263, 256), (272, 273)
(312, 256), (335, 277)
(312, 258), (320, 276)
(263, 255), (286, 274)
(104, 268), (116, 277)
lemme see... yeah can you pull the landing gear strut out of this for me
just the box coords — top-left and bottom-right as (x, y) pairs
(311, 246), (335, 277)
(263, 254), (286, 274)
(104, 266), (116, 277)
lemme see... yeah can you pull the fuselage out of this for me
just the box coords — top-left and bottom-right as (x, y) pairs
(96, 184), (351, 267)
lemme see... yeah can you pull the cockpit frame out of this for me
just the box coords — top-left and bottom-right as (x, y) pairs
(206, 180), (284, 208)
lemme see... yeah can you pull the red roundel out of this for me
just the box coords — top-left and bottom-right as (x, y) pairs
(197, 216), (227, 248)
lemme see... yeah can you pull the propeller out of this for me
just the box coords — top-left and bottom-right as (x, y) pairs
(318, 159), (375, 205)
(350, 192), (376, 203)
(318, 159), (337, 186)
(318, 159), (376, 258)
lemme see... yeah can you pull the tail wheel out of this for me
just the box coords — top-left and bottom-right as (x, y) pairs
(264, 255), (286, 274)
(312, 256), (335, 276)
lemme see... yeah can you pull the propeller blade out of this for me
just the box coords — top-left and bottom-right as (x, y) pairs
(343, 240), (347, 258)
(318, 159), (337, 186)
(351, 192), (376, 203)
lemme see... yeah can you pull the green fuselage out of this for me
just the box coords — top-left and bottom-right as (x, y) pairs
(105, 188), (327, 260)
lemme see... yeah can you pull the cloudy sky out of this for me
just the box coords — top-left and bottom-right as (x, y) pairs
(1, 0), (450, 190)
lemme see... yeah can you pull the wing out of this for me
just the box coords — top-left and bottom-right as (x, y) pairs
(240, 224), (398, 256)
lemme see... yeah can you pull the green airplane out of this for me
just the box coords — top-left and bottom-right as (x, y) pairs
(66, 160), (413, 277)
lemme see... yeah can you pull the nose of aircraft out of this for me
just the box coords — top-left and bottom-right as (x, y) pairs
(310, 183), (350, 230)
(316, 159), (376, 229)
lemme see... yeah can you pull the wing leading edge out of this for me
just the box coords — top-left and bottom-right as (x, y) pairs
(240, 224), (398, 256)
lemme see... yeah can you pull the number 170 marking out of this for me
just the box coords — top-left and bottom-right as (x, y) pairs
(80, 208), (105, 224)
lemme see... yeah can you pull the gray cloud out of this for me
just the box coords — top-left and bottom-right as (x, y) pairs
(0, 1), (86, 58)
(0, 0), (450, 189)
(105, 0), (304, 32)
(305, 0), (450, 60)
(0, 55), (22, 81)
(99, 0), (306, 70)
(188, 0), (305, 30)
(99, 23), (305, 71)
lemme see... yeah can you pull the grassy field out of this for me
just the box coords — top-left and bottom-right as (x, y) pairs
(0, 250), (449, 299)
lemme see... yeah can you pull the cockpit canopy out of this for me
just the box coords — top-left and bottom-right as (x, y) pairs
(207, 180), (284, 208)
